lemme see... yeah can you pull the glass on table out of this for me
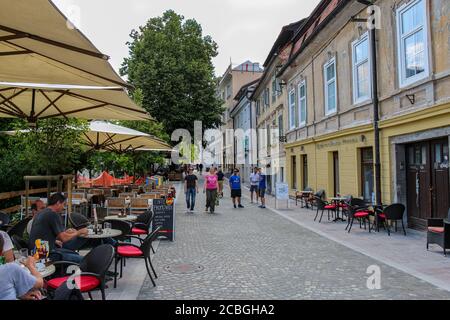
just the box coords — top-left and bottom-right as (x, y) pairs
(19, 248), (29, 262)
(104, 222), (112, 232)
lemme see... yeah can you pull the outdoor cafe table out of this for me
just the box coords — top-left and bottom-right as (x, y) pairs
(14, 260), (56, 278)
(299, 191), (313, 208)
(103, 215), (138, 222)
(329, 197), (347, 222)
(81, 228), (122, 239)
(39, 263), (56, 278)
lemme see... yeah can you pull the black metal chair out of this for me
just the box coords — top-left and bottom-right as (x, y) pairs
(7, 217), (32, 238)
(339, 195), (353, 218)
(52, 279), (85, 300)
(427, 208), (450, 255)
(114, 226), (161, 288)
(376, 203), (406, 236)
(47, 244), (115, 300)
(68, 213), (90, 230)
(11, 234), (29, 252)
(309, 189), (325, 210)
(131, 209), (154, 236)
(314, 198), (336, 223)
(345, 198), (372, 233)
(0, 211), (10, 231)
(104, 219), (132, 242)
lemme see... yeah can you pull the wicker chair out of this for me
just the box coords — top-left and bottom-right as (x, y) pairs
(427, 209), (450, 255)
(139, 193), (161, 200)
(129, 198), (150, 215)
(106, 198), (126, 216)
(119, 192), (136, 198)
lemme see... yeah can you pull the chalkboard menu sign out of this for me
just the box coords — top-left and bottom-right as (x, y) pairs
(152, 198), (175, 241)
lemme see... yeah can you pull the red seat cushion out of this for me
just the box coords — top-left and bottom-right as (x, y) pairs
(354, 211), (369, 218)
(117, 245), (143, 257)
(378, 213), (386, 219)
(428, 227), (444, 233)
(324, 205), (336, 210)
(132, 227), (148, 235)
(47, 275), (100, 292)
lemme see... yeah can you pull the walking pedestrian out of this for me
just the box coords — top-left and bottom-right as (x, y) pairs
(217, 167), (225, 198)
(204, 167), (219, 214)
(184, 167), (198, 213)
(249, 167), (260, 204)
(258, 168), (267, 208)
(199, 163), (204, 175)
(229, 169), (244, 209)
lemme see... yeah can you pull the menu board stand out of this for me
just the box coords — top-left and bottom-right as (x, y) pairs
(151, 198), (175, 241)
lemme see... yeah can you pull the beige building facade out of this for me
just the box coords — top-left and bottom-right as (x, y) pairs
(278, 0), (450, 229)
(251, 20), (305, 194)
(217, 61), (263, 171)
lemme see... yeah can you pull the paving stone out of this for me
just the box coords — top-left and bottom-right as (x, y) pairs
(137, 178), (450, 300)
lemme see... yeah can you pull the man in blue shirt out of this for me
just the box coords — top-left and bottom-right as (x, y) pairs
(258, 168), (267, 209)
(0, 257), (44, 300)
(229, 169), (244, 209)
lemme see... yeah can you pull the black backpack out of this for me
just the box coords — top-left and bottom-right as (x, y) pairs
(52, 280), (84, 300)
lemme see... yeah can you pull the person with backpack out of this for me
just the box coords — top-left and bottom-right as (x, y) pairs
(184, 167), (199, 213)
(217, 167), (225, 198)
(258, 168), (267, 209)
(249, 167), (260, 204)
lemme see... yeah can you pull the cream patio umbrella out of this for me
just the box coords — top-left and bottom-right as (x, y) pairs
(2, 121), (171, 151)
(83, 121), (172, 153)
(0, 82), (151, 123)
(0, 0), (129, 88)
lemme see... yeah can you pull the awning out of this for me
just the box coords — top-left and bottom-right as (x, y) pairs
(0, 0), (129, 87)
(83, 121), (172, 153)
(0, 83), (150, 121)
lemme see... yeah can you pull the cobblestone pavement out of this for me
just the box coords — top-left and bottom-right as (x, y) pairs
(138, 177), (450, 300)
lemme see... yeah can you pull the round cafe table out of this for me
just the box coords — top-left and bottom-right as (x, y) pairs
(329, 197), (347, 222)
(40, 263), (56, 278)
(81, 228), (122, 239)
(104, 215), (137, 222)
(17, 261), (55, 278)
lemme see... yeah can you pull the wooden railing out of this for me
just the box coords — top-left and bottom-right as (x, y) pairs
(0, 187), (57, 214)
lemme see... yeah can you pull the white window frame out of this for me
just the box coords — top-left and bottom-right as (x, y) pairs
(396, 0), (429, 88)
(288, 88), (296, 130)
(298, 79), (307, 127)
(324, 57), (337, 116)
(278, 113), (283, 137)
(352, 33), (372, 104)
(226, 84), (232, 99)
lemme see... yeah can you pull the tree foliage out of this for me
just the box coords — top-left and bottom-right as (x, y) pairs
(0, 118), (88, 192)
(120, 10), (224, 137)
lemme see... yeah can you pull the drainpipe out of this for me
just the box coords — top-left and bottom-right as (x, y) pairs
(371, 24), (382, 206)
(356, 0), (382, 206)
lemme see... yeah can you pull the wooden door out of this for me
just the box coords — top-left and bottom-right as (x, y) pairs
(406, 142), (431, 228)
(431, 139), (449, 219)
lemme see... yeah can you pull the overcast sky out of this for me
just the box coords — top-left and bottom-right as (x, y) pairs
(53, 0), (320, 77)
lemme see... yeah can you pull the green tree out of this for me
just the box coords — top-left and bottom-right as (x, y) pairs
(0, 118), (88, 192)
(120, 10), (225, 137)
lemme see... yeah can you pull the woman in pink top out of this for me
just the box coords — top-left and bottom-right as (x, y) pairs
(203, 167), (219, 214)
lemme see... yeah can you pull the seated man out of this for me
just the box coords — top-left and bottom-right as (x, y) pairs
(0, 235), (44, 300)
(0, 230), (15, 263)
(26, 199), (46, 235)
(29, 193), (88, 264)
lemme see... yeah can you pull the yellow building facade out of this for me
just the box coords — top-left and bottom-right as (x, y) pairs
(279, 0), (450, 229)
